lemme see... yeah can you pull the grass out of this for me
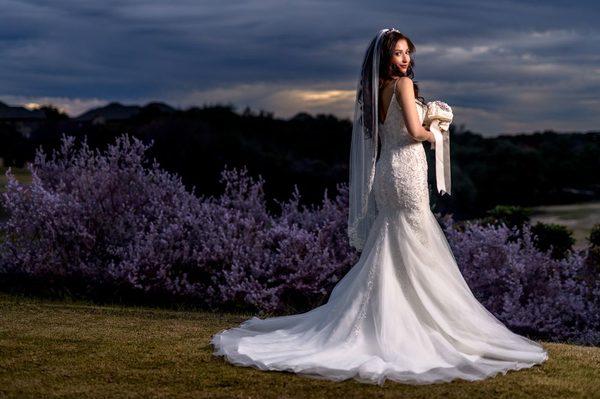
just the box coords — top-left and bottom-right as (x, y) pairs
(0, 166), (31, 193)
(0, 292), (599, 398)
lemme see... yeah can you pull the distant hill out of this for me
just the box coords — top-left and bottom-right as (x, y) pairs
(74, 101), (176, 122)
(0, 101), (45, 120)
(75, 102), (140, 122)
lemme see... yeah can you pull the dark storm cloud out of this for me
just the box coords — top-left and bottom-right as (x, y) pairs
(1, 0), (598, 135)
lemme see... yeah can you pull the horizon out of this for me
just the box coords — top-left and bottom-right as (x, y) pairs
(5, 98), (597, 139)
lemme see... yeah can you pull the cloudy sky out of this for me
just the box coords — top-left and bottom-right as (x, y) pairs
(1, 0), (598, 136)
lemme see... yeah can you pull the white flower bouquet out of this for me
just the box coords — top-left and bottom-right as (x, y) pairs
(424, 100), (453, 136)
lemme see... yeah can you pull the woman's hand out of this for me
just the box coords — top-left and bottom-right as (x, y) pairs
(427, 129), (436, 145)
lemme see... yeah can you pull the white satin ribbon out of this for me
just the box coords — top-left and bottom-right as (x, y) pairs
(429, 120), (451, 195)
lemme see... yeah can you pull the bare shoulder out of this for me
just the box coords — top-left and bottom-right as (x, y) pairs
(394, 77), (415, 103)
(396, 77), (413, 91)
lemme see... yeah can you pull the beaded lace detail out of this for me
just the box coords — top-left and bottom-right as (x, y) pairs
(343, 225), (385, 346)
(343, 91), (430, 345)
(373, 88), (430, 246)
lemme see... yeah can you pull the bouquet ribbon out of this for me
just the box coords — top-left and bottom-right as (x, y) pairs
(429, 120), (451, 195)
(424, 101), (453, 196)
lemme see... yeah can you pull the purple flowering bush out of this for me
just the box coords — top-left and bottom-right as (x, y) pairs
(0, 134), (206, 299)
(0, 133), (358, 314)
(0, 133), (598, 345)
(194, 167), (358, 313)
(440, 215), (600, 346)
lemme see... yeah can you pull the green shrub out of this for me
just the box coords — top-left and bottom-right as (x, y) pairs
(482, 205), (532, 229)
(588, 223), (600, 248)
(531, 222), (575, 260)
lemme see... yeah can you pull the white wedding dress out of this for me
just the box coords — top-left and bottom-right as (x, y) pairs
(210, 93), (549, 385)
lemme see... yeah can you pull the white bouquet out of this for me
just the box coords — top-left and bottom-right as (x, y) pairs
(424, 100), (453, 134)
(424, 100), (453, 196)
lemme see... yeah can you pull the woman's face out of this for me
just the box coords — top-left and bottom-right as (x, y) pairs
(391, 38), (410, 74)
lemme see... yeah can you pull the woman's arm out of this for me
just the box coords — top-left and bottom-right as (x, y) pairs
(420, 128), (435, 144)
(395, 77), (435, 144)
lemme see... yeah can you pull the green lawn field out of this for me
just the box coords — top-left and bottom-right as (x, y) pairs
(530, 201), (600, 250)
(0, 292), (599, 398)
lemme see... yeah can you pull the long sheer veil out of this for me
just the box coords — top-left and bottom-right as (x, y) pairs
(347, 28), (392, 251)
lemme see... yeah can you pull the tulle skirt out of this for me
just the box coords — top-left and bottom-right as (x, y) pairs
(210, 208), (548, 385)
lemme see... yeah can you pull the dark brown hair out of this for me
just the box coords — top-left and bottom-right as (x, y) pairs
(378, 30), (425, 106)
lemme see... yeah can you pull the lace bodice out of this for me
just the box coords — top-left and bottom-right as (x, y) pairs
(373, 90), (430, 243)
(378, 93), (427, 150)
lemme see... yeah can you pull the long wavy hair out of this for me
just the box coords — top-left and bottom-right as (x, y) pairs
(378, 31), (425, 113)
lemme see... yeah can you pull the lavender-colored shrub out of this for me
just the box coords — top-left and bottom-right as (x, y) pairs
(0, 133), (358, 314)
(0, 133), (598, 345)
(194, 167), (358, 313)
(0, 134), (206, 298)
(440, 215), (600, 345)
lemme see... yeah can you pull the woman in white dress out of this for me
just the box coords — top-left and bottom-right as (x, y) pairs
(210, 28), (548, 385)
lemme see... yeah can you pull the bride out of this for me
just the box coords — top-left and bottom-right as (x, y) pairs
(211, 28), (548, 385)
